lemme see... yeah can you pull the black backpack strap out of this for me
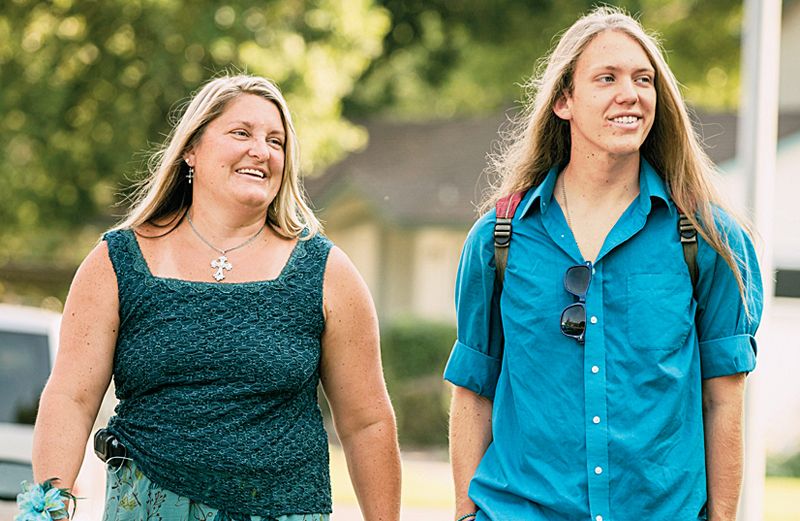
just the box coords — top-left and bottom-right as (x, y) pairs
(678, 210), (699, 288)
(494, 191), (525, 288)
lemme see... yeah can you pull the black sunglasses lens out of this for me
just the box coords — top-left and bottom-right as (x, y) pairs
(565, 265), (591, 295)
(561, 303), (586, 337)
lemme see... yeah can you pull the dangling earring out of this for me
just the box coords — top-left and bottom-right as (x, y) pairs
(187, 166), (194, 184)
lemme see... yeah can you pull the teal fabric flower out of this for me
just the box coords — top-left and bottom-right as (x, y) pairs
(15, 480), (71, 521)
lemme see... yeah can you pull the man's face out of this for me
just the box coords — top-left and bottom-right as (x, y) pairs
(554, 30), (657, 161)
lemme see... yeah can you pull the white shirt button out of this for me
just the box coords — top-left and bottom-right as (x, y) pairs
(596, 516), (603, 521)
(595, 466), (603, 475)
(593, 416), (601, 424)
(591, 366), (600, 374)
(592, 267), (596, 274)
(590, 316), (598, 324)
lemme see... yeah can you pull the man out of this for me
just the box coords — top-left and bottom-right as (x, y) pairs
(445, 7), (762, 521)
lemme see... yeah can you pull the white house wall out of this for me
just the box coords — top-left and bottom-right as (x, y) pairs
(770, 134), (800, 267)
(779, 0), (800, 110)
(325, 220), (382, 302)
(717, 134), (800, 268)
(382, 228), (415, 319)
(412, 228), (466, 322)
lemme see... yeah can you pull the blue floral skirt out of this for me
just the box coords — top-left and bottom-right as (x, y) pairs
(102, 459), (330, 521)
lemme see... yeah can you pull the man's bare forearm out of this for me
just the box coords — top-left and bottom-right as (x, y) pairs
(703, 374), (746, 521)
(449, 385), (493, 518)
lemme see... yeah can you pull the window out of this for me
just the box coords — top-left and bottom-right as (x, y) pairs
(0, 331), (50, 425)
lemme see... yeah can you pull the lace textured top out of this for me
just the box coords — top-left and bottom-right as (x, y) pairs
(103, 228), (333, 518)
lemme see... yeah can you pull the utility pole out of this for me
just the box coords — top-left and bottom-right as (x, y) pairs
(737, 0), (782, 519)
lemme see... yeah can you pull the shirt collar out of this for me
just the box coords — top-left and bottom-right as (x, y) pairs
(639, 158), (674, 216)
(520, 165), (560, 218)
(519, 159), (674, 219)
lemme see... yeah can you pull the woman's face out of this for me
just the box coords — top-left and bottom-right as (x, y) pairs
(185, 93), (286, 212)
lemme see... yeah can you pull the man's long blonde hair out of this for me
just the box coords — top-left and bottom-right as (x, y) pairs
(483, 6), (751, 302)
(114, 74), (321, 238)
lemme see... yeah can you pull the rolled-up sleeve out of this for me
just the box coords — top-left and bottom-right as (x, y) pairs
(695, 210), (763, 379)
(444, 213), (504, 399)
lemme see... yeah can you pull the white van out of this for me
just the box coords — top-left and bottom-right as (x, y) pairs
(0, 304), (61, 507)
(0, 304), (108, 520)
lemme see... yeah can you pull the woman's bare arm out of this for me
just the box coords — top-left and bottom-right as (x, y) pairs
(32, 242), (119, 489)
(320, 246), (401, 521)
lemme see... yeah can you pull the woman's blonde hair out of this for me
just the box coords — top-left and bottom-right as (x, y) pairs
(115, 74), (321, 239)
(484, 5), (751, 302)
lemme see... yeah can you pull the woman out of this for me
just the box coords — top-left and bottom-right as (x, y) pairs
(29, 75), (401, 521)
(446, 6), (761, 521)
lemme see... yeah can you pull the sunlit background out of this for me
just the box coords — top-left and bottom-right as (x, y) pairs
(1, 0), (799, 519)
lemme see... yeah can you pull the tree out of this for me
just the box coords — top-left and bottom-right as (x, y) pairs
(0, 0), (390, 265)
(0, 0), (747, 285)
(343, 0), (743, 119)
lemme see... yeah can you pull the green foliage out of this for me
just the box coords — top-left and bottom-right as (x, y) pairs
(1, 0), (747, 296)
(0, 0), (390, 264)
(381, 315), (455, 384)
(639, 0), (742, 109)
(390, 376), (450, 448)
(381, 317), (455, 447)
(768, 449), (800, 478)
(344, 0), (743, 119)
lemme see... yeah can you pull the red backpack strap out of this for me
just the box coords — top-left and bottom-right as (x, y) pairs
(494, 191), (525, 287)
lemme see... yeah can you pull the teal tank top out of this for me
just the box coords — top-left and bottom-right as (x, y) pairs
(103, 228), (333, 518)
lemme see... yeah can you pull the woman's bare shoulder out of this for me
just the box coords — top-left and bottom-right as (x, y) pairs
(76, 241), (117, 287)
(63, 240), (120, 325)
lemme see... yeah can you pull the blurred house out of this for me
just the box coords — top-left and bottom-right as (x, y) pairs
(779, 0), (800, 112)
(307, 116), (505, 322)
(307, 2), (800, 322)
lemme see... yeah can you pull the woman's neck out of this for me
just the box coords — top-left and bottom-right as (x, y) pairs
(186, 204), (268, 244)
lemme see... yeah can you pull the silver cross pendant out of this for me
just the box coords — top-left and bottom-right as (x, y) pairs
(210, 255), (233, 281)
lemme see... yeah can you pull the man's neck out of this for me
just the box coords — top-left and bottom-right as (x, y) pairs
(561, 151), (640, 204)
(557, 151), (642, 262)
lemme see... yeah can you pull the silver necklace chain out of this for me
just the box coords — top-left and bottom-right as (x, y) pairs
(187, 212), (266, 255)
(561, 175), (573, 229)
(186, 211), (267, 281)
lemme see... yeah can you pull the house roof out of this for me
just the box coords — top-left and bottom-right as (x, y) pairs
(306, 111), (800, 226)
(307, 115), (509, 226)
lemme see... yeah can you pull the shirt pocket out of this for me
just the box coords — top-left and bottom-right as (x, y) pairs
(626, 273), (693, 351)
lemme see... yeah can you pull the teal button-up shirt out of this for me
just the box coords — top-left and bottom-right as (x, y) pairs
(444, 160), (762, 520)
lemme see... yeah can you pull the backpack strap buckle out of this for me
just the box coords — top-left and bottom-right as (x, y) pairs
(678, 213), (697, 244)
(494, 218), (513, 248)
(677, 210), (699, 288)
(494, 191), (526, 285)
